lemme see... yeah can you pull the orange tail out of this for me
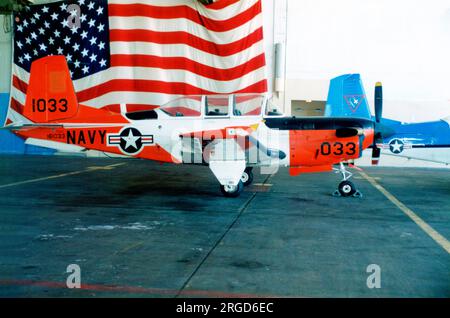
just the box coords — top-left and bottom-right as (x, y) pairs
(23, 56), (78, 123)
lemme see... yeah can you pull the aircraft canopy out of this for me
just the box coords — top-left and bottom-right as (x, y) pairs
(159, 94), (274, 118)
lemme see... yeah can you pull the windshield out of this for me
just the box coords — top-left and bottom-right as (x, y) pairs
(160, 96), (202, 117)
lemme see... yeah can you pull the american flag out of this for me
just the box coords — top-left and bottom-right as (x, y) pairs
(9, 0), (267, 124)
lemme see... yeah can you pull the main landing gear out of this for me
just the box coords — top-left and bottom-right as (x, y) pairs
(240, 167), (254, 187)
(220, 168), (254, 198)
(333, 163), (363, 198)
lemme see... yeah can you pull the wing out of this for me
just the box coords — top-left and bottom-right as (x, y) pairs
(180, 125), (286, 187)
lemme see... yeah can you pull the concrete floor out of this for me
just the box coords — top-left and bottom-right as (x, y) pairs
(0, 155), (449, 297)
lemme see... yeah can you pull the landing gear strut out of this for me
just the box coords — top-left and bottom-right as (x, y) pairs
(333, 163), (362, 198)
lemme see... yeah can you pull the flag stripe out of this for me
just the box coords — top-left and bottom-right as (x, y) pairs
(12, 75), (28, 95)
(12, 64), (29, 82)
(11, 62), (267, 109)
(109, 0), (255, 17)
(76, 78), (267, 104)
(107, 14), (262, 45)
(108, 1), (261, 32)
(111, 54), (266, 81)
(78, 85), (266, 109)
(11, 86), (26, 106)
(73, 67), (266, 101)
(109, 27), (263, 57)
(205, 0), (242, 10)
(10, 98), (24, 114)
(13, 51), (267, 92)
(109, 0), (242, 8)
(109, 41), (265, 70)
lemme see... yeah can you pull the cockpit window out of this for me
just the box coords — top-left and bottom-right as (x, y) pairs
(126, 110), (158, 120)
(264, 99), (284, 117)
(160, 95), (278, 118)
(233, 94), (264, 116)
(205, 96), (229, 117)
(160, 97), (202, 117)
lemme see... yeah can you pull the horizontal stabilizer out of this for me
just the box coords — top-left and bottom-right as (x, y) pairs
(2, 122), (125, 131)
(25, 138), (85, 153)
(1, 123), (64, 130)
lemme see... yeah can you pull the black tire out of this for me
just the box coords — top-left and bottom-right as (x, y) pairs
(241, 168), (254, 187)
(220, 181), (244, 198)
(338, 180), (356, 197)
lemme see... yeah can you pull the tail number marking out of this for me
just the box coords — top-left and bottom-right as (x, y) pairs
(320, 142), (356, 156)
(32, 98), (68, 113)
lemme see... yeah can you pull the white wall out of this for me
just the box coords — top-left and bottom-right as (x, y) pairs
(284, 0), (450, 122)
(262, 0), (275, 97)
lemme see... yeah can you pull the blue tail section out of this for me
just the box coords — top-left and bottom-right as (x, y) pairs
(325, 74), (372, 120)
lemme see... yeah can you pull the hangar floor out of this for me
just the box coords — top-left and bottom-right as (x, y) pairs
(0, 155), (449, 297)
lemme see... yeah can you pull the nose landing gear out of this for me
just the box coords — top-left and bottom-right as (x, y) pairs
(333, 163), (363, 198)
(219, 168), (254, 198)
(220, 181), (244, 198)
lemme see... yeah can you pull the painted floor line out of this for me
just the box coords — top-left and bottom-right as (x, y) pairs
(0, 163), (126, 189)
(360, 171), (450, 254)
(0, 279), (277, 298)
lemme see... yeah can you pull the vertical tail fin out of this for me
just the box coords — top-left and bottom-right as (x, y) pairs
(324, 74), (371, 119)
(20, 56), (78, 123)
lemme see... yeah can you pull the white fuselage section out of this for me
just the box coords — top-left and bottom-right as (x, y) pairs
(129, 108), (291, 167)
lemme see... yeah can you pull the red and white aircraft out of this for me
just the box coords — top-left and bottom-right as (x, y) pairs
(4, 56), (384, 197)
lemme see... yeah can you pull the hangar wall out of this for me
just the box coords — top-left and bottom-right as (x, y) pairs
(0, 15), (11, 94)
(283, 0), (450, 122)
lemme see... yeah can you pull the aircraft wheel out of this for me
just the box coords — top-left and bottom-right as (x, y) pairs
(241, 168), (254, 187)
(338, 180), (357, 197)
(220, 181), (244, 198)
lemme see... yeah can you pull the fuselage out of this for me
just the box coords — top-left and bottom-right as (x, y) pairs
(15, 106), (375, 175)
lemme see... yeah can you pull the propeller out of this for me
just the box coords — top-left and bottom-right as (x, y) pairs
(372, 82), (384, 165)
(371, 82), (396, 165)
(371, 82), (383, 165)
(375, 82), (383, 123)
